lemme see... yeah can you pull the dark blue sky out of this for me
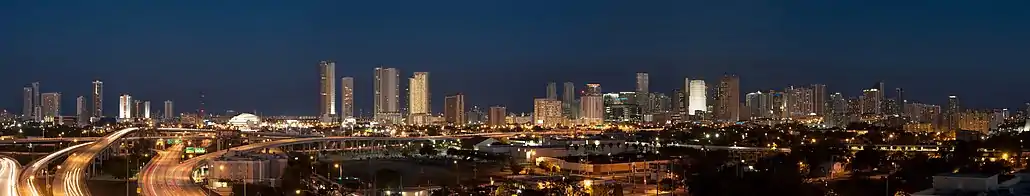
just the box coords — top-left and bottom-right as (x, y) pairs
(2, 1), (1029, 115)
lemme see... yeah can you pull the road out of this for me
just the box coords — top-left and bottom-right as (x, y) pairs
(1, 155), (21, 196)
(52, 127), (140, 196)
(18, 142), (94, 196)
(139, 144), (188, 196)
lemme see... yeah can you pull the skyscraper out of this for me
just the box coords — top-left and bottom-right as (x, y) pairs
(562, 82), (576, 118)
(636, 73), (649, 92)
(77, 96), (88, 126)
(444, 93), (465, 125)
(31, 82), (40, 116)
(374, 67), (401, 123)
(687, 80), (707, 115)
(829, 93), (847, 127)
(163, 100), (174, 121)
(785, 85), (814, 117)
(534, 98), (563, 127)
(715, 75), (740, 122)
(119, 94), (132, 121)
(860, 88), (881, 114)
(41, 92), (60, 122)
(92, 80), (103, 119)
(895, 88), (905, 116)
(580, 84), (604, 125)
(143, 101), (151, 119)
(409, 72), (430, 125)
(946, 95), (961, 131)
(319, 61), (336, 121)
(489, 106), (506, 127)
(812, 84), (827, 116)
(546, 82), (557, 100)
(340, 77), (354, 119)
(22, 87), (32, 119)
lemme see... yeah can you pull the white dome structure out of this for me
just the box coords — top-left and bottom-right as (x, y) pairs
(228, 113), (262, 131)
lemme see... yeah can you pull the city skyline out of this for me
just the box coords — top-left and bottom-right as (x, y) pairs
(4, 1), (1030, 114)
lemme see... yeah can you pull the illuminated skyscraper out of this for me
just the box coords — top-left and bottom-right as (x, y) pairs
(319, 61), (336, 121)
(812, 84), (827, 116)
(785, 85), (814, 117)
(946, 95), (961, 131)
(546, 82), (557, 100)
(92, 80), (103, 119)
(409, 72), (430, 125)
(636, 73), (649, 93)
(489, 106), (507, 127)
(860, 88), (881, 114)
(41, 92), (60, 122)
(340, 77), (354, 119)
(143, 101), (151, 119)
(715, 75), (740, 122)
(119, 94), (132, 120)
(444, 93), (465, 125)
(580, 84), (604, 125)
(687, 80), (706, 115)
(31, 82), (40, 118)
(374, 67), (401, 123)
(164, 100), (174, 121)
(562, 82), (576, 118)
(22, 87), (32, 119)
(534, 98), (563, 127)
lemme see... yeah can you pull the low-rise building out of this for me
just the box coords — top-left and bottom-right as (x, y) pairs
(206, 151), (289, 186)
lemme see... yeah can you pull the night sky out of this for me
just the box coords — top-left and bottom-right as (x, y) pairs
(2, 1), (1029, 115)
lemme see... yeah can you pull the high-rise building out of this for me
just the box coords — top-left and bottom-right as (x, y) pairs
(672, 89), (685, 121)
(22, 87), (33, 119)
(119, 94), (132, 121)
(319, 61), (336, 121)
(133, 100), (143, 119)
(374, 67), (401, 123)
(92, 80), (103, 119)
(77, 96), (88, 126)
(906, 102), (941, 126)
(580, 84), (604, 125)
(533, 98), (563, 127)
(163, 100), (174, 121)
(860, 88), (881, 115)
(444, 93), (465, 125)
(562, 82), (576, 118)
(785, 85), (814, 117)
(895, 88), (905, 116)
(409, 73), (430, 125)
(546, 82), (557, 100)
(687, 80), (706, 115)
(340, 77), (355, 119)
(636, 72), (649, 92)
(143, 101), (151, 119)
(488, 106), (507, 127)
(958, 110), (990, 134)
(602, 93), (641, 122)
(812, 84), (827, 116)
(946, 95), (961, 131)
(41, 92), (61, 122)
(828, 93), (847, 127)
(585, 83), (602, 95)
(714, 75), (740, 122)
(746, 91), (776, 119)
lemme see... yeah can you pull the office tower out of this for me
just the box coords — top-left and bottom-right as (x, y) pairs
(785, 85), (814, 117)
(580, 84), (604, 125)
(163, 100), (174, 121)
(562, 82), (576, 118)
(31, 82), (40, 108)
(133, 100), (143, 119)
(488, 106), (507, 127)
(672, 89), (685, 121)
(636, 72), (649, 92)
(906, 102), (941, 125)
(895, 88), (905, 115)
(119, 94), (132, 120)
(444, 93), (465, 125)
(41, 92), (60, 122)
(687, 80), (706, 115)
(143, 101), (151, 119)
(651, 93), (673, 113)
(92, 80), (103, 118)
(77, 96), (88, 126)
(875, 81), (886, 114)
(860, 88), (881, 115)
(467, 106), (485, 124)
(409, 72), (430, 125)
(340, 77), (355, 119)
(546, 82), (557, 100)
(319, 61), (336, 122)
(585, 83), (602, 95)
(946, 95), (961, 131)
(812, 84), (827, 116)
(22, 87), (32, 119)
(374, 67), (401, 123)
(714, 75), (740, 122)
(533, 98), (563, 127)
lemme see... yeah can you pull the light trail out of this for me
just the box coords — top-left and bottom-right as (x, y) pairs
(18, 142), (94, 196)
